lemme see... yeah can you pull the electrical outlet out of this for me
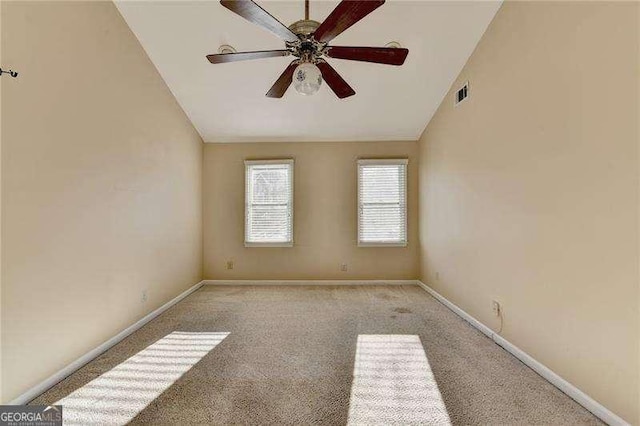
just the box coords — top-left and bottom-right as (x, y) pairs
(340, 263), (348, 272)
(226, 260), (234, 270)
(142, 290), (148, 303)
(492, 300), (501, 317)
(435, 272), (440, 281)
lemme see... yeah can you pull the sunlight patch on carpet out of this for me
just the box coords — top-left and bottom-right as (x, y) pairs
(55, 331), (229, 425)
(347, 334), (451, 425)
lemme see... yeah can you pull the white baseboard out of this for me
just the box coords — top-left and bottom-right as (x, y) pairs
(8, 280), (205, 405)
(416, 281), (629, 426)
(203, 279), (418, 286)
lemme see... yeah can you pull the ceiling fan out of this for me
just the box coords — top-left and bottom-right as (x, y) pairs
(206, 0), (409, 99)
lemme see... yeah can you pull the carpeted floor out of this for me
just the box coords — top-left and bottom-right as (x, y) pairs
(33, 285), (602, 425)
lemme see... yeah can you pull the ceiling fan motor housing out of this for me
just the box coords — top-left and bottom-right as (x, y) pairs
(288, 19), (320, 36)
(286, 20), (327, 63)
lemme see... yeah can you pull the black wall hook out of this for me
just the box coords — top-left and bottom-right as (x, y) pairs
(0, 68), (19, 78)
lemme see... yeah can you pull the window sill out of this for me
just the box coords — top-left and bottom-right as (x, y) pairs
(244, 242), (294, 248)
(358, 242), (408, 248)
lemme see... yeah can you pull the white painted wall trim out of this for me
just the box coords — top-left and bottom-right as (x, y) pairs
(416, 281), (629, 426)
(203, 279), (419, 286)
(8, 280), (206, 405)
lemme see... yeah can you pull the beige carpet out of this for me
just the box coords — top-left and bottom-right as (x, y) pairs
(32, 285), (602, 425)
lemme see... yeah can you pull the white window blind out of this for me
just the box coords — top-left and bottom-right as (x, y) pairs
(245, 160), (294, 247)
(358, 159), (408, 246)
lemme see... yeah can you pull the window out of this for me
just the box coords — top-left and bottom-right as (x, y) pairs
(357, 159), (408, 247)
(245, 160), (293, 247)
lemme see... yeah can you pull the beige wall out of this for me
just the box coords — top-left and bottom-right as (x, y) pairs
(0, 1), (3, 404)
(204, 141), (418, 280)
(419, 1), (639, 423)
(1, 1), (203, 402)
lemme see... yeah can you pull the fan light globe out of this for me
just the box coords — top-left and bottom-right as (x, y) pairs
(293, 62), (322, 96)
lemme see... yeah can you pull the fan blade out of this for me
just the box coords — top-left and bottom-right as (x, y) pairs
(207, 49), (290, 64)
(317, 61), (355, 99)
(326, 46), (408, 66)
(266, 61), (298, 98)
(313, 0), (385, 43)
(220, 0), (299, 43)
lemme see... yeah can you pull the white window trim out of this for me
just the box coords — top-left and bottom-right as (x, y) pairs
(244, 159), (294, 248)
(357, 158), (408, 248)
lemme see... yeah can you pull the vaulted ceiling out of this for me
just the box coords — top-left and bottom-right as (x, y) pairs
(116, 1), (501, 142)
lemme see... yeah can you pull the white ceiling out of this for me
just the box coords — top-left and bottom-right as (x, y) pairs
(115, 0), (501, 143)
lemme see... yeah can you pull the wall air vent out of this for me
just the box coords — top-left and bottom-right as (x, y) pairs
(454, 82), (469, 106)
